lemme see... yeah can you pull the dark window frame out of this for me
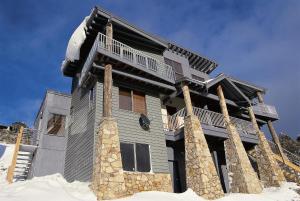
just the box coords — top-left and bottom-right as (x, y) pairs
(120, 142), (152, 173)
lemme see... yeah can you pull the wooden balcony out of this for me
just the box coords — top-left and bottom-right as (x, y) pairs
(162, 106), (258, 142)
(79, 33), (175, 86)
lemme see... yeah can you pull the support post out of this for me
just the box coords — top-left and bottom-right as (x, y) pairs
(256, 92), (287, 161)
(248, 107), (286, 187)
(106, 21), (113, 51)
(103, 64), (112, 117)
(181, 83), (224, 199)
(217, 85), (262, 193)
(6, 126), (24, 183)
(91, 21), (127, 200)
(181, 83), (193, 116)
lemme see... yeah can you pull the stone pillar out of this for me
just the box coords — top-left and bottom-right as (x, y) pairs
(248, 107), (286, 187)
(217, 85), (262, 194)
(91, 118), (126, 200)
(91, 21), (127, 199)
(182, 83), (224, 199)
(256, 92), (287, 160)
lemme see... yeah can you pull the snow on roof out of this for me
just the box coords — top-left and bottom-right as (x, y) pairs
(61, 16), (89, 72)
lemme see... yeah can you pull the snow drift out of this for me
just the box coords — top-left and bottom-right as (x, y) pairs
(1, 143), (299, 201)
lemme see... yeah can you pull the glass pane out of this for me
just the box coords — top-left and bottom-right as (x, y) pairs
(120, 143), (135, 171)
(119, 88), (132, 111)
(47, 113), (66, 136)
(136, 143), (151, 172)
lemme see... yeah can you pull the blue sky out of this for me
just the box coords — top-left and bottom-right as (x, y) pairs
(0, 0), (299, 138)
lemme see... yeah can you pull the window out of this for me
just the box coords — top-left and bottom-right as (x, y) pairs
(136, 143), (151, 172)
(119, 88), (147, 114)
(133, 91), (146, 114)
(120, 142), (151, 172)
(120, 143), (135, 171)
(192, 74), (205, 82)
(47, 113), (66, 136)
(119, 88), (132, 111)
(164, 58), (183, 80)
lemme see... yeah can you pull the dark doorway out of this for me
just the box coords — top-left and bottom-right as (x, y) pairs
(168, 160), (182, 193)
(167, 139), (186, 193)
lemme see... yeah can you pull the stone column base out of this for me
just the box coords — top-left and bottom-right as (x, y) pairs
(256, 131), (286, 187)
(124, 172), (172, 195)
(91, 118), (127, 200)
(184, 115), (224, 199)
(224, 123), (262, 194)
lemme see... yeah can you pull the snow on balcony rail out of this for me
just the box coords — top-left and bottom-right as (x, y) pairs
(162, 106), (256, 135)
(79, 33), (175, 86)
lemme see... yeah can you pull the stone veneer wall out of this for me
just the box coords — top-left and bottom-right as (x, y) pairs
(184, 115), (224, 199)
(124, 172), (172, 195)
(255, 131), (286, 187)
(224, 123), (262, 193)
(91, 118), (127, 200)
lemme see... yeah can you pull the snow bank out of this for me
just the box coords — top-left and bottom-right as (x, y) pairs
(0, 143), (299, 201)
(0, 143), (14, 184)
(0, 174), (299, 201)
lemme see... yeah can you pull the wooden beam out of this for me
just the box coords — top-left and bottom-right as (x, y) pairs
(181, 83), (193, 116)
(103, 64), (112, 117)
(6, 126), (24, 184)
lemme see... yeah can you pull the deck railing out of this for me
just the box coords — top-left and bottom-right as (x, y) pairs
(253, 103), (278, 117)
(98, 33), (175, 81)
(268, 140), (300, 166)
(162, 106), (256, 135)
(79, 33), (175, 86)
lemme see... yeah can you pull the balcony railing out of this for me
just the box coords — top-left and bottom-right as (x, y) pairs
(253, 103), (278, 118)
(79, 33), (175, 86)
(162, 106), (256, 135)
(268, 140), (300, 166)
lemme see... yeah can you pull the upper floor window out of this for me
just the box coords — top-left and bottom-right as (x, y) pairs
(164, 58), (183, 80)
(120, 142), (151, 172)
(47, 113), (66, 136)
(191, 74), (205, 82)
(119, 88), (147, 114)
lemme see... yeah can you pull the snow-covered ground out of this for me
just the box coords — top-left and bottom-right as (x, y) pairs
(1, 143), (299, 201)
(0, 143), (14, 183)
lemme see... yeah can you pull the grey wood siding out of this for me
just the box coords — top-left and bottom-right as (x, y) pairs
(64, 86), (96, 182)
(65, 80), (170, 182)
(94, 82), (170, 173)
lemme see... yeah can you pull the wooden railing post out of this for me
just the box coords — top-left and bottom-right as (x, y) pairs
(6, 126), (24, 183)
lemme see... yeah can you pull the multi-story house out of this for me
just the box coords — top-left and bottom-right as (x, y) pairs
(60, 6), (290, 200)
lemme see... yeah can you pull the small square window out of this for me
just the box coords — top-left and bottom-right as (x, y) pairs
(47, 113), (66, 136)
